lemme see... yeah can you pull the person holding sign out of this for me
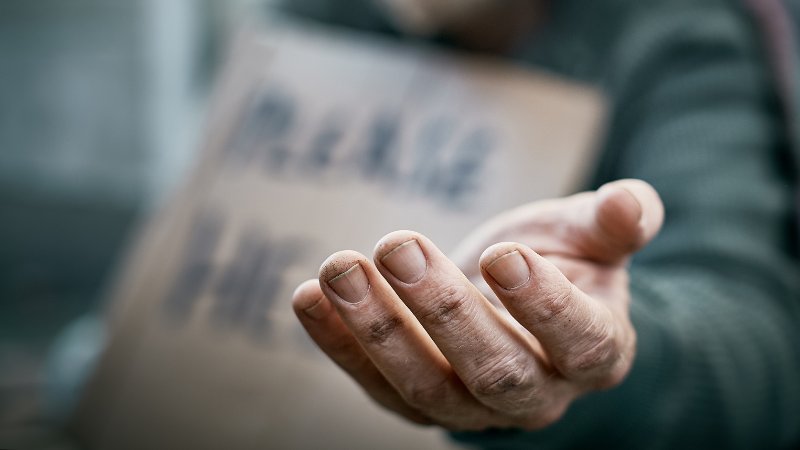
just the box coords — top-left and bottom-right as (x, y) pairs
(286, 0), (800, 448)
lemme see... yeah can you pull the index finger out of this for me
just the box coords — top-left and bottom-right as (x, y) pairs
(480, 242), (634, 389)
(374, 231), (572, 417)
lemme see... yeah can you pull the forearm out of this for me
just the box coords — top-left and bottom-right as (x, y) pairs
(451, 270), (800, 449)
(626, 268), (800, 448)
(455, 3), (800, 448)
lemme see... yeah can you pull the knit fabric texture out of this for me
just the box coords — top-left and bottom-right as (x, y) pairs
(279, 0), (800, 447)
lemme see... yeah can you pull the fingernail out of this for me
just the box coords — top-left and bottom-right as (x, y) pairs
(327, 263), (369, 303)
(380, 239), (427, 283)
(303, 296), (331, 320)
(619, 186), (646, 229)
(601, 184), (645, 229)
(485, 250), (530, 290)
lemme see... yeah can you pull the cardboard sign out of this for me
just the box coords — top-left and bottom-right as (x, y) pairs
(71, 21), (606, 450)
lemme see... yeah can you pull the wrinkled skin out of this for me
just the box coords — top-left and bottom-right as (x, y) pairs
(293, 179), (664, 430)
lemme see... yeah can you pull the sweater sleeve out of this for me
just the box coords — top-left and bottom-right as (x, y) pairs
(274, 1), (800, 447)
(612, 6), (800, 447)
(275, 0), (398, 34)
(453, 3), (800, 449)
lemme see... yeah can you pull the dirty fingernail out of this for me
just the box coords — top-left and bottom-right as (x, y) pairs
(303, 296), (331, 319)
(380, 239), (427, 284)
(485, 250), (530, 290)
(327, 263), (369, 303)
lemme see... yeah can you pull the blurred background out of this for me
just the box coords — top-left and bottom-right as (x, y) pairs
(0, 0), (263, 445)
(2, 0), (800, 448)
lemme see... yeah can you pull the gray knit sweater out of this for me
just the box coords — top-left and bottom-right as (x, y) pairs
(279, 0), (800, 447)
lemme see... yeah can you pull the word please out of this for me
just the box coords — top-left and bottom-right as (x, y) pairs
(224, 85), (497, 207)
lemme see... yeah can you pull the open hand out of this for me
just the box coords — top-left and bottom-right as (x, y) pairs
(292, 179), (664, 430)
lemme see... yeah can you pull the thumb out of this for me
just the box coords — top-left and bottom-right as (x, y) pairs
(578, 178), (664, 264)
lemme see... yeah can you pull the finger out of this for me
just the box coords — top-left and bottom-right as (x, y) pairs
(480, 243), (635, 389)
(575, 179), (664, 264)
(451, 179), (664, 270)
(317, 252), (495, 429)
(292, 279), (431, 425)
(373, 231), (569, 416)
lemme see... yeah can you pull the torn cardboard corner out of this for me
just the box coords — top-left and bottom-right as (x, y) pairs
(71, 20), (606, 450)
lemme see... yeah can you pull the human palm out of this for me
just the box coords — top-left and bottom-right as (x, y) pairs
(293, 179), (664, 430)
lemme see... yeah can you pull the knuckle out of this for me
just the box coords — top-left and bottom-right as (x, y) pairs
(403, 378), (451, 409)
(520, 403), (568, 430)
(596, 331), (635, 389)
(470, 356), (536, 407)
(533, 285), (573, 324)
(360, 314), (404, 345)
(327, 340), (372, 372)
(595, 362), (630, 389)
(328, 338), (361, 361)
(562, 325), (623, 383)
(420, 284), (474, 326)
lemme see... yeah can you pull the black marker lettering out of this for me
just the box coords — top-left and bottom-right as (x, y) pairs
(163, 211), (224, 320)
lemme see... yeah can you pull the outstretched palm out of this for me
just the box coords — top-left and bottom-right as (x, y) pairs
(293, 179), (664, 430)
